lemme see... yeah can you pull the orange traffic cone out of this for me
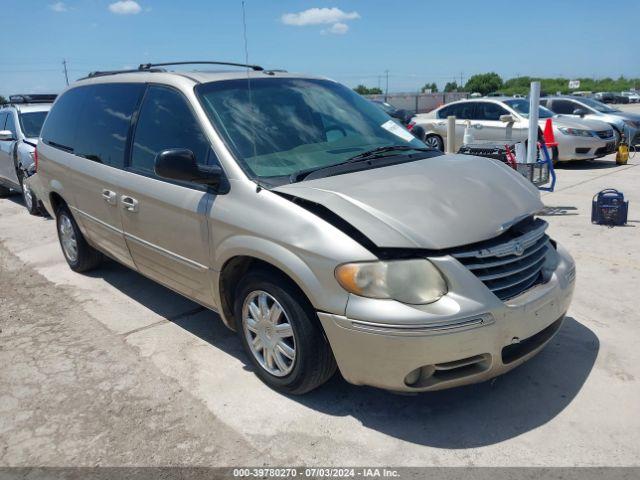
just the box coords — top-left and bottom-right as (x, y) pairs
(543, 118), (557, 147)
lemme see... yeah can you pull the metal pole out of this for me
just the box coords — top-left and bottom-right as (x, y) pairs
(385, 70), (389, 100)
(526, 81), (540, 164)
(62, 59), (69, 86)
(446, 116), (456, 154)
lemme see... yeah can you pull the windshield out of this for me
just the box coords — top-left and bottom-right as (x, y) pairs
(19, 111), (48, 138)
(504, 99), (554, 118)
(196, 78), (425, 183)
(577, 97), (619, 113)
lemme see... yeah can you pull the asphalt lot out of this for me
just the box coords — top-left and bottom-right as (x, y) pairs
(1, 108), (640, 466)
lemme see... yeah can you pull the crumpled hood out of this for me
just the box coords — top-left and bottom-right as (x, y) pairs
(274, 154), (544, 250)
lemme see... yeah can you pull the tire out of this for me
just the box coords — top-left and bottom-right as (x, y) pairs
(55, 205), (102, 272)
(424, 133), (444, 152)
(234, 270), (337, 394)
(18, 173), (41, 216)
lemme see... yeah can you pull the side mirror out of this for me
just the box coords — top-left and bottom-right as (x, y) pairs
(573, 108), (587, 117)
(0, 130), (15, 141)
(154, 149), (222, 188)
(499, 114), (515, 123)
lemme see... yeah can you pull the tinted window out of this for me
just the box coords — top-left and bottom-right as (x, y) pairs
(41, 87), (87, 151)
(550, 100), (579, 115)
(74, 84), (144, 168)
(131, 86), (212, 175)
(449, 102), (475, 119)
(437, 105), (453, 119)
(4, 112), (17, 136)
(19, 111), (48, 138)
(474, 102), (509, 121)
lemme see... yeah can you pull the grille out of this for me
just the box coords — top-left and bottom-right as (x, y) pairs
(452, 219), (551, 301)
(596, 130), (614, 139)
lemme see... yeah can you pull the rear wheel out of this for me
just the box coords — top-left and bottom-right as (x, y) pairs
(235, 270), (337, 394)
(424, 134), (444, 151)
(56, 206), (102, 272)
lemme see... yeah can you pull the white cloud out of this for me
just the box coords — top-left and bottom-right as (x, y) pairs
(281, 7), (359, 26)
(108, 0), (142, 15)
(49, 2), (67, 12)
(321, 22), (349, 35)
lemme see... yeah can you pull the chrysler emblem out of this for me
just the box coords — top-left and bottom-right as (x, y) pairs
(513, 242), (525, 256)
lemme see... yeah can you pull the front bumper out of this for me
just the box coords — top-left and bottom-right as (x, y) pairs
(556, 134), (613, 161)
(319, 245), (575, 392)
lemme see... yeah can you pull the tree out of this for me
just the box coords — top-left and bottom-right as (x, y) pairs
(0, 95), (7, 105)
(444, 81), (458, 92)
(464, 72), (503, 96)
(421, 82), (438, 93)
(354, 85), (382, 95)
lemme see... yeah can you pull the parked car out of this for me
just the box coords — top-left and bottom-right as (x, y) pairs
(409, 98), (616, 161)
(540, 96), (640, 146)
(621, 91), (640, 103)
(369, 99), (412, 125)
(595, 92), (629, 104)
(36, 62), (575, 394)
(0, 94), (55, 214)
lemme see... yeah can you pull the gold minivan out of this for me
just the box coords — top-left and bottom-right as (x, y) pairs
(36, 62), (575, 394)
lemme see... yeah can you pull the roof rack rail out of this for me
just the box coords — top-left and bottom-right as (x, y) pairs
(84, 68), (164, 79)
(138, 61), (264, 72)
(8, 94), (58, 104)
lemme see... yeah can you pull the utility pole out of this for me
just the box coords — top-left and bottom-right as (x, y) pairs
(460, 71), (464, 89)
(384, 69), (389, 100)
(62, 59), (69, 86)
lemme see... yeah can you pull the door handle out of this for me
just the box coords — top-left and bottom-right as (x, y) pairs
(101, 189), (117, 205)
(121, 195), (139, 212)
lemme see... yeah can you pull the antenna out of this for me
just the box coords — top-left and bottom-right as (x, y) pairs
(241, 1), (258, 165)
(62, 59), (70, 86)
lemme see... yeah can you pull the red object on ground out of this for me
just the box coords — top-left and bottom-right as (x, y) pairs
(543, 118), (558, 147)
(504, 144), (517, 169)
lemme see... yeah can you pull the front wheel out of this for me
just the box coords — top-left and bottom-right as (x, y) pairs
(235, 270), (337, 394)
(19, 174), (40, 216)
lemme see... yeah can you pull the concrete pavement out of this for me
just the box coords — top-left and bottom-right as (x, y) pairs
(1, 148), (639, 466)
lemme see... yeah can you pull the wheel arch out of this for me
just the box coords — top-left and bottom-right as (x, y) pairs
(214, 237), (340, 331)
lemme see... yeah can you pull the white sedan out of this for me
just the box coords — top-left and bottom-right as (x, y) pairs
(410, 98), (617, 162)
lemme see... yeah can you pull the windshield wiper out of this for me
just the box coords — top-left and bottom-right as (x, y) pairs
(290, 145), (433, 183)
(345, 145), (432, 162)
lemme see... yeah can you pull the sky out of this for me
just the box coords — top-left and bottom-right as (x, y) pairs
(1, 0), (639, 97)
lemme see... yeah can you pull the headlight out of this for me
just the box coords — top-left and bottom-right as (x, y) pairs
(558, 127), (594, 137)
(335, 259), (447, 304)
(623, 119), (640, 129)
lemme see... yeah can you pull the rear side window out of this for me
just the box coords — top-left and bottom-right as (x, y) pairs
(450, 102), (475, 120)
(41, 87), (87, 151)
(74, 83), (144, 168)
(437, 105), (453, 119)
(130, 85), (212, 175)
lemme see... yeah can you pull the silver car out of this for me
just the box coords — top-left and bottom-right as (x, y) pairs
(36, 63), (575, 394)
(0, 95), (54, 214)
(410, 98), (616, 162)
(541, 96), (640, 146)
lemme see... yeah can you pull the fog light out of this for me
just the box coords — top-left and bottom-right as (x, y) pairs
(404, 368), (421, 386)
